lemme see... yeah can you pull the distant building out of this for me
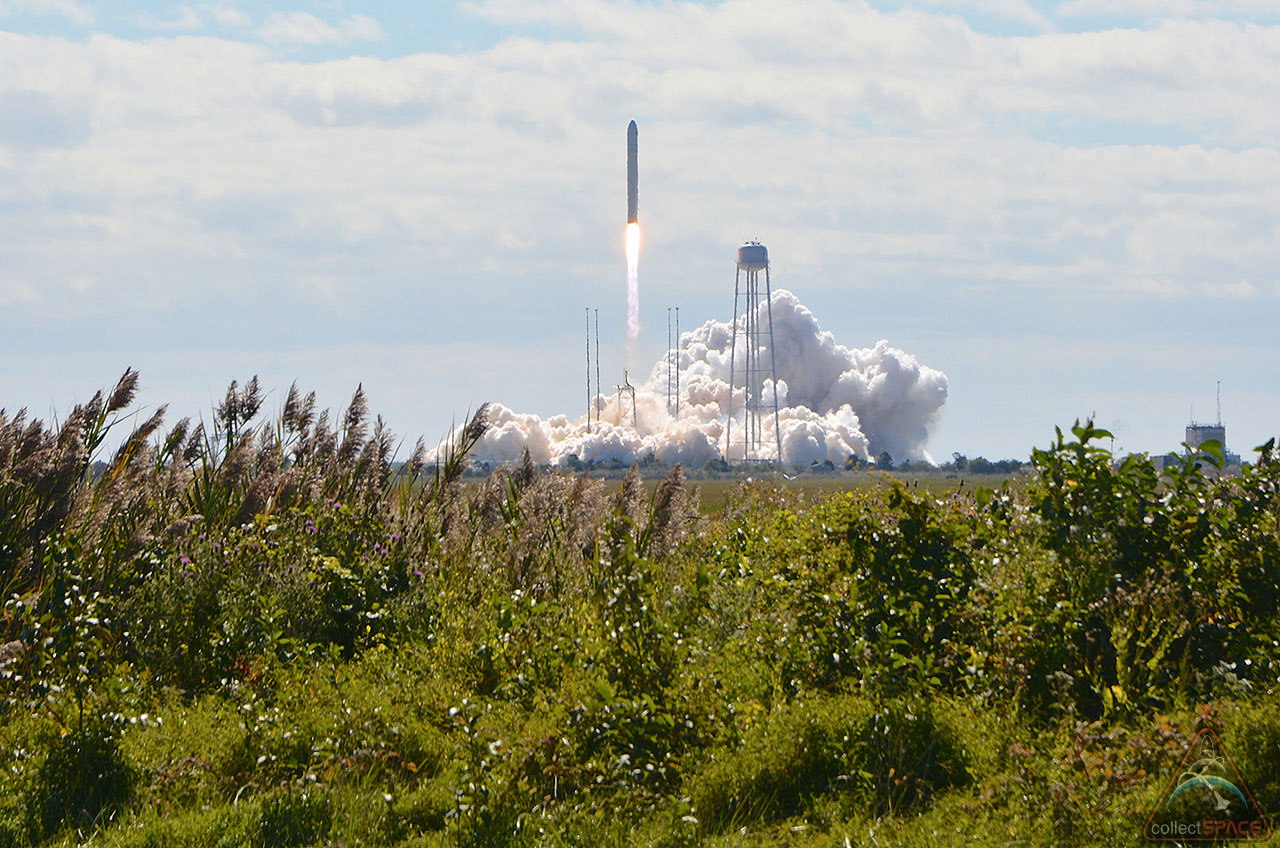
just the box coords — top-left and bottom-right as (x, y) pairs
(1151, 419), (1242, 471)
(1184, 423), (1225, 452)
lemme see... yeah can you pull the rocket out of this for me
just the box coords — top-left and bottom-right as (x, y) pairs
(627, 120), (638, 224)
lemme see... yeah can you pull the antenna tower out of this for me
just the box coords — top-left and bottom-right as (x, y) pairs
(666, 307), (682, 416)
(670, 308), (680, 415)
(594, 309), (601, 425)
(585, 308), (592, 430)
(724, 241), (783, 463)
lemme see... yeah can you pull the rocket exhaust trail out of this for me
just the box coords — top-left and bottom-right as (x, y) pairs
(626, 224), (640, 340)
(626, 121), (641, 363)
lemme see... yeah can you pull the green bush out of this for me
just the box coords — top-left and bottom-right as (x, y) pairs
(858, 698), (972, 816)
(1224, 700), (1280, 819)
(93, 804), (252, 848)
(8, 372), (1280, 847)
(0, 818), (23, 848)
(389, 779), (453, 836)
(124, 505), (413, 692)
(252, 787), (332, 848)
(691, 695), (969, 833)
(1010, 422), (1280, 716)
(25, 721), (134, 840)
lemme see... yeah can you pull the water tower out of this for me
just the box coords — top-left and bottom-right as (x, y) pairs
(724, 241), (783, 463)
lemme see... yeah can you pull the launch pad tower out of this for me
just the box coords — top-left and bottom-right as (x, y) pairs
(724, 241), (783, 463)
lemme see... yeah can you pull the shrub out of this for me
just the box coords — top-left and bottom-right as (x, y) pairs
(1224, 700), (1280, 819)
(25, 720), (134, 839)
(252, 787), (332, 848)
(858, 698), (972, 816)
(691, 695), (969, 833)
(723, 484), (985, 697)
(389, 779), (453, 836)
(0, 818), (22, 848)
(1015, 422), (1280, 716)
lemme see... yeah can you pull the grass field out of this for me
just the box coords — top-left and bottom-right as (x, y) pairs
(2, 375), (1277, 847)
(689, 471), (1015, 513)
(596, 471), (1023, 515)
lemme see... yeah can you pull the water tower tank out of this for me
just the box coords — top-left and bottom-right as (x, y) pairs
(737, 242), (768, 271)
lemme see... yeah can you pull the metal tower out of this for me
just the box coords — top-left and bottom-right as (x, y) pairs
(616, 370), (638, 429)
(585, 308), (603, 429)
(724, 241), (783, 463)
(666, 306), (681, 417)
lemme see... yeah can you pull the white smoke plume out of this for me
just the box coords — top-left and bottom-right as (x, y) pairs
(446, 289), (948, 467)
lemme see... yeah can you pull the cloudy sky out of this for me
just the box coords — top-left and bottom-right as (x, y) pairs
(2, 0), (1278, 461)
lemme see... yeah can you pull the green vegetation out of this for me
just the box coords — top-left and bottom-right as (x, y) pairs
(2, 371), (1279, 846)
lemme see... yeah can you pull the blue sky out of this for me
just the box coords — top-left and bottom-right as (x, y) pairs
(2, 0), (1279, 461)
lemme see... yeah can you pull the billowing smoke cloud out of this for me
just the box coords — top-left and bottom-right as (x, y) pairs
(447, 289), (948, 467)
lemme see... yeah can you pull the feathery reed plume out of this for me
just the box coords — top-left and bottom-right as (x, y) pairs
(464, 403), (489, 445)
(310, 410), (337, 465)
(82, 375), (134, 458)
(408, 437), (426, 480)
(296, 390), (317, 435)
(81, 390), (103, 427)
(372, 415), (394, 467)
(616, 465), (646, 530)
(0, 414), (9, 471)
(216, 376), (264, 444)
(245, 435), (286, 518)
(355, 414), (395, 494)
(221, 430), (255, 489)
(242, 376), (262, 422)
(56, 403), (90, 452)
(19, 417), (43, 458)
(645, 464), (698, 556)
(217, 380), (240, 434)
(281, 382), (303, 432)
(339, 385), (369, 465)
(111, 405), (167, 469)
(568, 472), (608, 559)
(106, 368), (140, 414)
(435, 403), (489, 493)
(160, 417), (191, 464)
(473, 468), (510, 532)
(182, 423), (205, 465)
(514, 447), (536, 491)
(277, 383), (317, 469)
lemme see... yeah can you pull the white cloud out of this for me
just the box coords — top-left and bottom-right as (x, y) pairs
(911, 0), (1054, 30)
(204, 5), (251, 28)
(259, 12), (386, 45)
(453, 3), (1280, 143)
(1057, 0), (1280, 19)
(1204, 279), (1258, 298)
(1, 3), (1280, 459)
(136, 6), (204, 31)
(0, 0), (91, 25)
(134, 4), (252, 33)
(0, 279), (40, 306)
(1, 9), (1278, 316)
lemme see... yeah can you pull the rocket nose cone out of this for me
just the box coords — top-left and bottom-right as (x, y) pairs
(628, 120), (637, 134)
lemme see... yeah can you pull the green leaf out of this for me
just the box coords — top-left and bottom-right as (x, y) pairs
(590, 678), (615, 702)
(1195, 439), (1225, 469)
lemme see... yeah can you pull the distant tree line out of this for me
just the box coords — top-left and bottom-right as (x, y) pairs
(935, 453), (1027, 474)
(446, 450), (1028, 477)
